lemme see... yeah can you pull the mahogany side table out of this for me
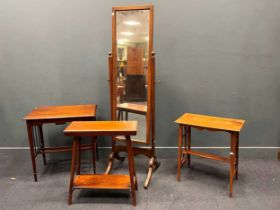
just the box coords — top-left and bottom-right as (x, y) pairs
(64, 121), (138, 206)
(175, 113), (245, 197)
(117, 103), (147, 120)
(23, 104), (97, 181)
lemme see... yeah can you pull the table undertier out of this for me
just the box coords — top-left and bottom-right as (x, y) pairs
(73, 174), (131, 190)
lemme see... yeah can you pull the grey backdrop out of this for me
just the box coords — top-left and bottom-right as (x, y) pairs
(0, 0), (279, 158)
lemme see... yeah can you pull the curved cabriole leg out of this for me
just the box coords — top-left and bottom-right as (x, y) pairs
(144, 157), (160, 189)
(105, 147), (125, 174)
(115, 152), (125, 161)
(180, 154), (187, 168)
(105, 152), (115, 174)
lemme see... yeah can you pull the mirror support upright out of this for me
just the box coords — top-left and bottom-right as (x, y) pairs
(106, 5), (160, 189)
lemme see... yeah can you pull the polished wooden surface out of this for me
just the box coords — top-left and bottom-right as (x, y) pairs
(117, 103), (147, 115)
(64, 121), (137, 136)
(24, 104), (96, 120)
(74, 174), (130, 190)
(176, 113), (245, 198)
(66, 125), (138, 206)
(24, 104), (97, 182)
(112, 5), (154, 11)
(175, 113), (245, 132)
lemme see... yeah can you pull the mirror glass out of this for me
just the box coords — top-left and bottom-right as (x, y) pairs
(115, 9), (150, 143)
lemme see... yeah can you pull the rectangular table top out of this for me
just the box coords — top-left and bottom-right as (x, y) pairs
(64, 121), (137, 136)
(23, 104), (96, 121)
(175, 113), (245, 132)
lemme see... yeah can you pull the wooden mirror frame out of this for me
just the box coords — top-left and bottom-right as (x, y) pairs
(106, 5), (159, 189)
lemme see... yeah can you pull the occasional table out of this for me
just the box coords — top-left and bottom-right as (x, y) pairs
(175, 113), (245, 197)
(23, 104), (97, 181)
(117, 103), (147, 120)
(64, 121), (138, 206)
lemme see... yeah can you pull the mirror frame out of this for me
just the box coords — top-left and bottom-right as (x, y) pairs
(110, 5), (154, 145)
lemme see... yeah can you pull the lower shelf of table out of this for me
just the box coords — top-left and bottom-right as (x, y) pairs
(73, 174), (131, 190)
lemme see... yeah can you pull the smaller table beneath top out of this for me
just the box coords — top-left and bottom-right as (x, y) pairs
(64, 121), (138, 206)
(23, 104), (97, 181)
(117, 103), (147, 120)
(175, 113), (245, 197)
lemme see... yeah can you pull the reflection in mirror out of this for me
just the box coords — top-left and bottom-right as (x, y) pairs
(116, 10), (149, 143)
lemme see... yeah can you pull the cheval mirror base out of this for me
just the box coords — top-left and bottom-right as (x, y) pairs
(107, 50), (159, 189)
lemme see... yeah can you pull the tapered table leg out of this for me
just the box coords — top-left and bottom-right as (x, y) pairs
(77, 138), (81, 175)
(177, 125), (183, 181)
(68, 138), (78, 205)
(92, 137), (96, 174)
(187, 125), (191, 168)
(126, 135), (137, 206)
(26, 122), (37, 182)
(38, 125), (47, 165)
(229, 132), (237, 197)
(235, 133), (239, 180)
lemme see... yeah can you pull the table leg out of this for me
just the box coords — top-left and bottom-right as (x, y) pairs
(125, 135), (137, 206)
(96, 142), (99, 161)
(133, 157), (138, 191)
(26, 122), (37, 182)
(117, 110), (121, 120)
(229, 132), (237, 197)
(177, 125), (183, 181)
(179, 126), (187, 166)
(38, 125), (47, 165)
(125, 111), (128, 120)
(187, 125), (191, 168)
(235, 133), (239, 180)
(68, 138), (78, 205)
(77, 138), (81, 175)
(92, 137), (96, 174)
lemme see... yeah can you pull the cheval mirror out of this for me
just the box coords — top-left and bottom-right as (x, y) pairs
(106, 5), (159, 188)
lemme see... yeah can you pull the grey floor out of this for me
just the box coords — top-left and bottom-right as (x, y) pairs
(0, 150), (280, 210)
